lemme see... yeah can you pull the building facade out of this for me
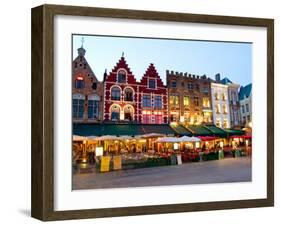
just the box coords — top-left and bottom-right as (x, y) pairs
(103, 56), (139, 122)
(138, 64), (168, 124)
(211, 82), (231, 128)
(72, 45), (103, 122)
(221, 77), (241, 127)
(166, 70), (213, 125)
(239, 83), (252, 127)
(103, 57), (168, 124)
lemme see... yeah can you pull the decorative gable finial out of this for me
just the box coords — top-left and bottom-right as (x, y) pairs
(122, 52), (124, 57)
(81, 37), (84, 48)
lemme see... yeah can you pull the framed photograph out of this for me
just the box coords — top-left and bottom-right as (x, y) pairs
(31, 4), (274, 221)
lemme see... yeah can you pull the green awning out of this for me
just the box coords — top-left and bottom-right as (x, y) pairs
(73, 123), (175, 137)
(224, 129), (245, 136)
(142, 124), (175, 136)
(170, 125), (193, 136)
(187, 125), (213, 136)
(204, 125), (227, 138)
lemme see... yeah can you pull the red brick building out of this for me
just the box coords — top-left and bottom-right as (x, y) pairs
(72, 45), (103, 122)
(103, 57), (168, 124)
(138, 64), (168, 124)
(103, 56), (139, 122)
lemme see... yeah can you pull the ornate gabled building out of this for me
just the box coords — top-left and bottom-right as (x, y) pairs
(166, 70), (213, 125)
(72, 45), (103, 122)
(138, 64), (168, 124)
(103, 56), (139, 122)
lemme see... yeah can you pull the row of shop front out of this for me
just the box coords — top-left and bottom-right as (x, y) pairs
(72, 123), (251, 173)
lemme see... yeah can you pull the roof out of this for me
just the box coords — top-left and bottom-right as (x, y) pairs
(220, 77), (233, 85)
(170, 125), (193, 136)
(73, 123), (175, 137)
(239, 83), (252, 100)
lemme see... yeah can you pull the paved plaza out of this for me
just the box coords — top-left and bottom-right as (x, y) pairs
(73, 157), (252, 190)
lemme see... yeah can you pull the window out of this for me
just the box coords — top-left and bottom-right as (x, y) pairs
(184, 96), (189, 107)
(223, 119), (228, 128)
(75, 76), (85, 89)
(88, 100), (99, 119)
(111, 86), (121, 100)
(171, 81), (177, 88)
(194, 96), (199, 107)
(223, 104), (227, 114)
(72, 96), (85, 119)
(195, 84), (200, 90)
(187, 83), (193, 90)
(83, 63), (87, 69)
(216, 119), (221, 127)
(216, 104), (220, 114)
(149, 79), (156, 89)
(215, 93), (219, 100)
(242, 105), (245, 114)
(222, 93), (226, 101)
(117, 70), (126, 83)
(247, 115), (251, 122)
(142, 95), (151, 107)
(170, 113), (179, 122)
(154, 96), (162, 108)
(92, 82), (97, 90)
(202, 87), (209, 94)
(246, 103), (249, 112)
(124, 105), (133, 121)
(203, 97), (210, 107)
(243, 116), (246, 124)
(154, 114), (162, 124)
(142, 112), (151, 124)
(74, 62), (78, 68)
(169, 94), (179, 108)
(124, 88), (133, 101)
(111, 105), (120, 120)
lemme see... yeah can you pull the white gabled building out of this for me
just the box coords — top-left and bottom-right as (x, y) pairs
(211, 82), (231, 128)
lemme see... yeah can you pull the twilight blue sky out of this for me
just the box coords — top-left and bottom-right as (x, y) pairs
(72, 34), (252, 86)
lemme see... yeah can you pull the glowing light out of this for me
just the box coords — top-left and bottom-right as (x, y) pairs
(173, 143), (179, 150)
(95, 147), (104, 156)
(170, 122), (178, 126)
(83, 140), (86, 144)
(76, 76), (84, 80)
(248, 122), (252, 128)
(195, 142), (200, 148)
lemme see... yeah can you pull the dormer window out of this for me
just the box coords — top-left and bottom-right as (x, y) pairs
(117, 70), (126, 83)
(75, 76), (85, 89)
(148, 79), (156, 89)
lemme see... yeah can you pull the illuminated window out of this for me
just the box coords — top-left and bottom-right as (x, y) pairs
(222, 93), (227, 101)
(223, 119), (228, 128)
(111, 86), (121, 100)
(203, 97), (210, 107)
(216, 119), (221, 127)
(142, 111), (151, 124)
(154, 113), (162, 124)
(194, 96), (199, 107)
(110, 105), (120, 120)
(216, 104), (220, 113)
(223, 104), (227, 114)
(215, 93), (219, 100)
(184, 96), (189, 107)
(169, 94), (179, 108)
(143, 95), (151, 107)
(124, 105), (133, 121)
(75, 76), (85, 89)
(117, 70), (126, 83)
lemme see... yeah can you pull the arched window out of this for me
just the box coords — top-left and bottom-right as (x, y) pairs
(75, 76), (85, 89)
(72, 94), (85, 119)
(124, 87), (133, 101)
(117, 70), (126, 83)
(110, 105), (121, 121)
(111, 86), (121, 100)
(88, 94), (100, 119)
(124, 105), (134, 121)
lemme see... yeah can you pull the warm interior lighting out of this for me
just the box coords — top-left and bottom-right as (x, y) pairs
(95, 147), (104, 156)
(76, 76), (84, 80)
